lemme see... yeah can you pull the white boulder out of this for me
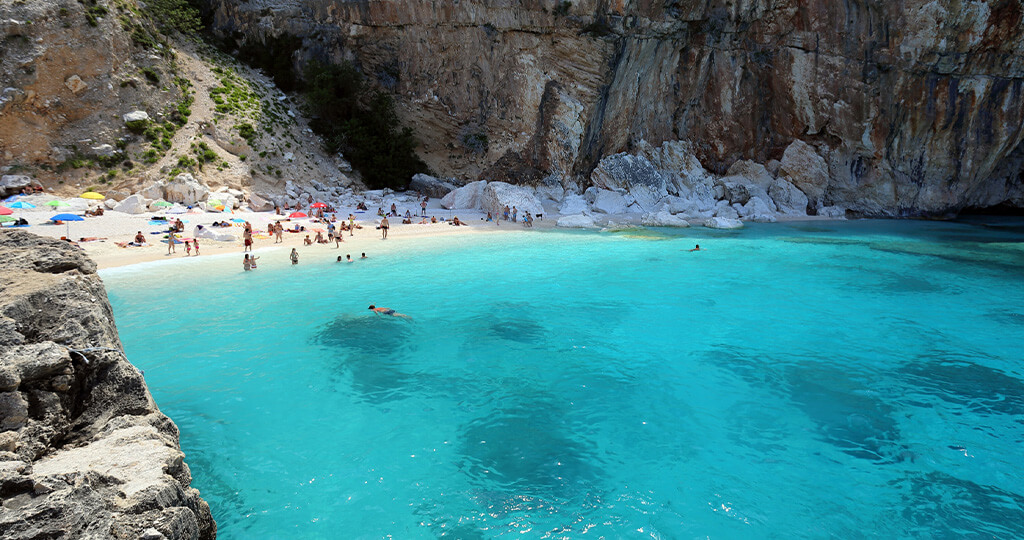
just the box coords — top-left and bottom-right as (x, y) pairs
(703, 216), (744, 229)
(641, 211), (690, 227)
(112, 194), (148, 214)
(193, 225), (236, 242)
(481, 182), (544, 217)
(535, 182), (565, 203)
(122, 111), (149, 123)
(164, 174), (209, 205)
(714, 201), (740, 220)
(558, 194), (590, 215)
(103, 199), (118, 209)
(441, 180), (486, 209)
(556, 214), (598, 228)
(588, 188), (629, 214)
(140, 182), (165, 200)
(738, 196), (775, 219)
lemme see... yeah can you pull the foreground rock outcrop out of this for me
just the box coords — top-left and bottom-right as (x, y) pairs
(0, 231), (215, 540)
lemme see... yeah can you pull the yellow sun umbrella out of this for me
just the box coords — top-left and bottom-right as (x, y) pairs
(80, 192), (104, 200)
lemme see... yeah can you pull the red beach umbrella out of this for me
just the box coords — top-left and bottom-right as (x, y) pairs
(310, 202), (328, 209)
(0, 207), (12, 215)
(289, 212), (308, 218)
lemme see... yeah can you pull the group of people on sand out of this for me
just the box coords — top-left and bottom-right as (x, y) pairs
(165, 229), (200, 256)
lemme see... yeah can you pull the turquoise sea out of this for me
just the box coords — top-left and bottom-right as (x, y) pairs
(103, 219), (1024, 539)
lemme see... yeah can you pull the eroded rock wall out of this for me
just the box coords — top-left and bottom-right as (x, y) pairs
(0, 231), (215, 540)
(203, 0), (1024, 216)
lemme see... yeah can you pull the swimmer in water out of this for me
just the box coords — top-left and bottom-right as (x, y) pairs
(368, 305), (411, 319)
(688, 244), (702, 252)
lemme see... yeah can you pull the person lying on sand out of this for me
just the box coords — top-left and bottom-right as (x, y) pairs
(368, 305), (411, 319)
(450, 216), (468, 226)
(78, 237), (107, 242)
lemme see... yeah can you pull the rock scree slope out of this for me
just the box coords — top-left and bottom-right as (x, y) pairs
(0, 231), (215, 540)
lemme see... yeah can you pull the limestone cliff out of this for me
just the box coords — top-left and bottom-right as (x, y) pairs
(0, 231), (215, 540)
(202, 0), (1024, 216)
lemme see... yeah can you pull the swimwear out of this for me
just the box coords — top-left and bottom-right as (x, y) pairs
(384, 309), (395, 315)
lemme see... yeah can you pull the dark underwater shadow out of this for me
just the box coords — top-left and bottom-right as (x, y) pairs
(898, 355), (1024, 417)
(894, 471), (1024, 538)
(705, 345), (911, 464)
(312, 313), (417, 402)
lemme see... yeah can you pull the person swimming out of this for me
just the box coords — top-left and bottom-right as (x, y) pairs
(688, 244), (702, 252)
(368, 305), (411, 319)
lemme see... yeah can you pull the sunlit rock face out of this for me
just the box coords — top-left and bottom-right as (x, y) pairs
(203, 0), (1024, 216)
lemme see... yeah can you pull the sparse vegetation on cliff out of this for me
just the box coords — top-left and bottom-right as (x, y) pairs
(304, 61), (428, 190)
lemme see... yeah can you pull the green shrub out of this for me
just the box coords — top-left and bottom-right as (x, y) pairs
(235, 123), (256, 142)
(143, 0), (202, 35)
(141, 67), (160, 84)
(303, 61), (428, 190)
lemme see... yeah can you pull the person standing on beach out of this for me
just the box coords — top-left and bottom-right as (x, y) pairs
(193, 237), (199, 256)
(290, 248), (299, 265)
(243, 227), (253, 252)
(512, 206), (518, 223)
(421, 199), (427, 217)
(380, 216), (389, 239)
(185, 239), (192, 256)
(274, 222), (284, 243)
(167, 229), (177, 254)
(349, 214), (355, 236)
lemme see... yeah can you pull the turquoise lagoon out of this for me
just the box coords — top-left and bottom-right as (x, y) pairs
(103, 219), (1024, 538)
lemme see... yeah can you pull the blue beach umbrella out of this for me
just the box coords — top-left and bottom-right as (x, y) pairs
(6, 201), (36, 209)
(50, 213), (83, 238)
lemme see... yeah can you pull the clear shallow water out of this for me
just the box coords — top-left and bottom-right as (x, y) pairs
(103, 219), (1024, 539)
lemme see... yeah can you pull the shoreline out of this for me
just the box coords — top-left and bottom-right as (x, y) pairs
(4, 203), (843, 271)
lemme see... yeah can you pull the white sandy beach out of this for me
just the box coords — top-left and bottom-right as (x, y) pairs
(2, 191), (842, 270)
(1, 195), (553, 269)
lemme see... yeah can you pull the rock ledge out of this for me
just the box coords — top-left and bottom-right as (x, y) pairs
(0, 231), (215, 540)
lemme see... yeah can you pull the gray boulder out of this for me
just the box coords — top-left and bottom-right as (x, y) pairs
(726, 159), (775, 191)
(591, 153), (666, 193)
(780, 140), (829, 208)
(818, 206), (848, 218)
(249, 192), (273, 212)
(410, 174), (456, 198)
(769, 177), (809, 215)
(0, 175), (33, 197)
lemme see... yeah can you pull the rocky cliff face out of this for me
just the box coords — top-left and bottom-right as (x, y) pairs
(0, 231), (215, 540)
(202, 0), (1024, 216)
